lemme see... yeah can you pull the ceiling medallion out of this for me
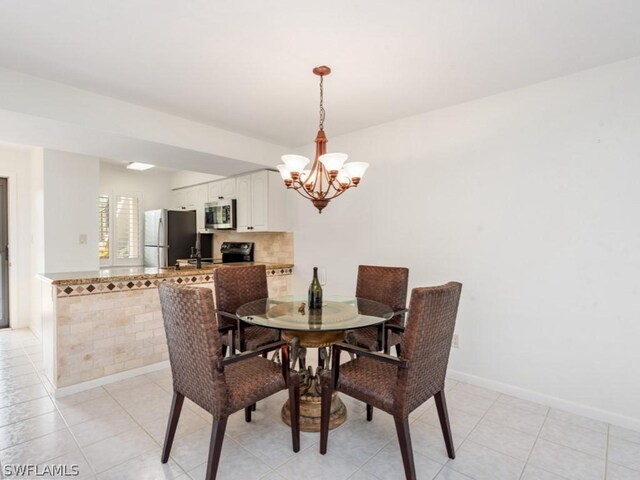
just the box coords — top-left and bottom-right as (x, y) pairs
(277, 66), (369, 213)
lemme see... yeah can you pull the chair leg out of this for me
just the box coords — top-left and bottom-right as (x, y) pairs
(395, 344), (402, 357)
(252, 403), (257, 411)
(319, 376), (332, 454)
(434, 390), (455, 459)
(288, 372), (300, 452)
(366, 404), (373, 421)
(394, 417), (417, 480)
(244, 406), (252, 422)
(221, 344), (227, 358)
(161, 391), (184, 463)
(204, 417), (228, 480)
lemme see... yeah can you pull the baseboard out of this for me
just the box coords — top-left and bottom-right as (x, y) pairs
(447, 369), (640, 433)
(53, 361), (170, 398)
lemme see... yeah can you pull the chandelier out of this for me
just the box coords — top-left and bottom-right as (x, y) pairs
(277, 66), (369, 213)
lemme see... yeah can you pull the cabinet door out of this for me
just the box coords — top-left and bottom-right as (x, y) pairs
(183, 186), (197, 209)
(207, 182), (221, 202)
(172, 190), (186, 210)
(250, 171), (268, 231)
(219, 178), (237, 198)
(236, 174), (252, 232)
(195, 185), (208, 230)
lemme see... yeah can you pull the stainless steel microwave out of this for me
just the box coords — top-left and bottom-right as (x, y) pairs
(204, 199), (236, 230)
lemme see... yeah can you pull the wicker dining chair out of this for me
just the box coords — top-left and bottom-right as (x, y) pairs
(347, 265), (409, 355)
(158, 282), (300, 480)
(213, 265), (280, 355)
(320, 282), (462, 480)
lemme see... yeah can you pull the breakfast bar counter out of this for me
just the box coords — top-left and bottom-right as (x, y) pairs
(37, 262), (293, 396)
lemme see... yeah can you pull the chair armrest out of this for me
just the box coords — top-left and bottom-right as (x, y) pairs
(222, 341), (287, 366)
(216, 309), (252, 352)
(385, 324), (405, 334)
(333, 342), (408, 368)
(329, 342), (407, 389)
(393, 308), (408, 317)
(217, 324), (236, 334)
(215, 310), (238, 322)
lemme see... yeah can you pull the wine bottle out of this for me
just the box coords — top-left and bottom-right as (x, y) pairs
(308, 266), (323, 310)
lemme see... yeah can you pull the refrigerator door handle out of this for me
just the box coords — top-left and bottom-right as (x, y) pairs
(157, 218), (163, 268)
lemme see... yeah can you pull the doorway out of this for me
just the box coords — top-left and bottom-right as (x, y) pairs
(0, 178), (8, 328)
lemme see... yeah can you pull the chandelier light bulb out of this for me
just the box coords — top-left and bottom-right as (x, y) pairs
(281, 154), (310, 173)
(343, 162), (369, 181)
(319, 153), (348, 173)
(276, 164), (292, 180)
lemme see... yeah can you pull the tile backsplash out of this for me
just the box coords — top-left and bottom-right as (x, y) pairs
(213, 232), (293, 264)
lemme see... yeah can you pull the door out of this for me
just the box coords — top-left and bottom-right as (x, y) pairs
(251, 171), (268, 231)
(167, 210), (196, 265)
(195, 185), (208, 231)
(0, 178), (9, 328)
(144, 246), (167, 268)
(236, 174), (252, 231)
(144, 210), (162, 247)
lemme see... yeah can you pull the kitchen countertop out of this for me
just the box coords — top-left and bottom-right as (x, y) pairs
(38, 262), (294, 286)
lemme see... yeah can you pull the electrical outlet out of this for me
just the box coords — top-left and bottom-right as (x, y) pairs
(452, 334), (460, 349)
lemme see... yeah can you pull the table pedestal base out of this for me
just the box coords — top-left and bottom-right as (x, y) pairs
(281, 389), (346, 432)
(279, 329), (347, 432)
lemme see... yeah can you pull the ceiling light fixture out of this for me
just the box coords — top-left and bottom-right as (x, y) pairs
(126, 162), (155, 171)
(277, 66), (369, 213)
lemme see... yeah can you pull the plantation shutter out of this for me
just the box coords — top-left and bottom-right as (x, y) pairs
(114, 195), (140, 260)
(98, 195), (110, 259)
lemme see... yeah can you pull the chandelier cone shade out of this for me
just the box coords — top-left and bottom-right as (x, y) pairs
(277, 66), (369, 213)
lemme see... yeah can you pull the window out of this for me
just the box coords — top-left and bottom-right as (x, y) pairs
(99, 192), (142, 266)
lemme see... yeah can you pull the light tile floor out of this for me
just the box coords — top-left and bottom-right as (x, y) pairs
(1, 328), (639, 480)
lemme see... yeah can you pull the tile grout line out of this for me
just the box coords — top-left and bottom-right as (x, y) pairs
(519, 404), (611, 480)
(94, 378), (183, 477)
(517, 401), (556, 480)
(29, 345), (101, 479)
(435, 382), (501, 478)
(1, 338), (98, 478)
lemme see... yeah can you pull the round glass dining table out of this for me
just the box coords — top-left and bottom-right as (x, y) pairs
(236, 295), (393, 432)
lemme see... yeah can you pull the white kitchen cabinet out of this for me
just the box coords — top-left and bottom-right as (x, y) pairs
(172, 185), (207, 230)
(236, 170), (291, 232)
(208, 177), (237, 201)
(171, 189), (187, 210)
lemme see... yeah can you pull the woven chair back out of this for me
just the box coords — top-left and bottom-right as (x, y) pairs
(213, 265), (269, 328)
(356, 265), (409, 325)
(395, 282), (462, 417)
(158, 282), (228, 419)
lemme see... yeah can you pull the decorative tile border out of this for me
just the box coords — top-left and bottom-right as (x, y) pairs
(55, 268), (293, 297)
(267, 268), (294, 277)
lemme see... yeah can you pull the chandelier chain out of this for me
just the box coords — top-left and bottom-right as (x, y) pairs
(318, 74), (325, 130)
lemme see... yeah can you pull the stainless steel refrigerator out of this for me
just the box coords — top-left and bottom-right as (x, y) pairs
(144, 210), (196, 267)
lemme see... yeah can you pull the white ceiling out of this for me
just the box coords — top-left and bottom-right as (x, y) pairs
(0, 0), (639, 147)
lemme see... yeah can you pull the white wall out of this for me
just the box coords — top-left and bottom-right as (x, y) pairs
(43, 150), (100, 273)
(99, 162), (173, 212)
(292, 56), (640, 429)
(29, 148), (44, 336)
(0, 144), (34, 329)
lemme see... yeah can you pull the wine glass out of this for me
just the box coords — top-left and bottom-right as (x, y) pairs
(318, 268), (327, 288)
(318, 268), (327, 306)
